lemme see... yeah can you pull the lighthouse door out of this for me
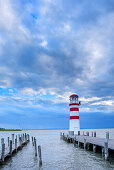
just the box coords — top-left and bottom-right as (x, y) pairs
(74, 127), (78, 135)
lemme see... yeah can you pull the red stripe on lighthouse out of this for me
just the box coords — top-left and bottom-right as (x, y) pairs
(70, 108), (79, 111)
(70, 116), (79, 119)
(69, 103), (79, 106)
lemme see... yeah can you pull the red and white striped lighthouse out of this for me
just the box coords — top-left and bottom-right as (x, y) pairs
(69, 94), (80, 135)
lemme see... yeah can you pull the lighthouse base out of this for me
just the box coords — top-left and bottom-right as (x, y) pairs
(69, 119), (80, 135)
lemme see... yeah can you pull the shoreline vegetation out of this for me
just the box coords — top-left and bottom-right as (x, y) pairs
(0, 128), (22, 131)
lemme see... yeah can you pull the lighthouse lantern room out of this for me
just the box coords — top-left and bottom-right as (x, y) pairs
(69, 94), (80, 135)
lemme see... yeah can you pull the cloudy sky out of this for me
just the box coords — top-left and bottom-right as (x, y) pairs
(0, 0), (114, 129)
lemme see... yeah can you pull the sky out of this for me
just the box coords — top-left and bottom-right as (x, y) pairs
(0, 0), (114, 129)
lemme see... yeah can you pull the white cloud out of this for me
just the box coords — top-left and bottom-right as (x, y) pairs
(80, 97), (101, 103)
(80, 108), (90, 112)
(40, 40), (48, 48)
(91, 100), (114, 106)
(20, 88), (38, 96)
(38, 88), (47, 95)
(0, 0), (15, 31)
(0, 0), (31, 44)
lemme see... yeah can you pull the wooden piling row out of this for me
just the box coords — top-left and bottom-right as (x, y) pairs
(61, 131), (114, 161)
(0, 133), (30, 165)
(32, 136), (42, 167)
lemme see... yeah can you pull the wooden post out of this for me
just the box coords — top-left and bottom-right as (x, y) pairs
(12, 134), (14, 144)
(91, 132), (93, 137)
(94, 131), (96, 137)
(87, 143), (90, 150)
(78, 141), (80, 147)
(93, 144), (96, 153)
(32, 136), (33, 145)
(63, 133), (64, 140)
(106, 131), (109, 139)
(73, 136), (76, 146)
(86, 132), (89, 136)
(33, 137), (35, 146)
(104, 132), (109, 160)
(104, 139), (108, 160)
(34, 139), (37, 156)
(28, 134), (30, 141)
(102, 147), (104, 157)
(38, 145), (42, 166)
(9, 140), (12, 155)
(78, 131), (80, 135)
(1, 143), (5, 162)
(23, 134), (24, 141)
(15, 138), (17, 152)
(18, 134), (20, 141)
(19, 137), (21, 146)
(1, 138), (4, 145)
(84, 137), (86, 149)
(83, 131), (84, 136)
(25, 133), (27, 142)
(21, 134), (24, 143)
(8, 137), (10, 147)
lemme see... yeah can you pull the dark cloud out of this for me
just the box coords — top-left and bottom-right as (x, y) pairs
(0, 0), (113, 129)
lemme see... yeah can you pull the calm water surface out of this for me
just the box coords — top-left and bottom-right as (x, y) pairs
(0, 129), (114, 170)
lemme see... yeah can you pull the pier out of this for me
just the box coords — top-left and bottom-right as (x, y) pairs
(61, 131), (114, 161)
(0, 133), (30, 165)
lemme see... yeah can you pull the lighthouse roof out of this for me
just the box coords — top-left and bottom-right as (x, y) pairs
(70, 94), (79, 98)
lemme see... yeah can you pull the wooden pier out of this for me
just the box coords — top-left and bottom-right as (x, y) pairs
(61, 131), (114, 161)
(0, 133), (30, 165)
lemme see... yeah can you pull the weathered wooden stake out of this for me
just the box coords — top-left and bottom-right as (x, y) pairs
(15, 138), (17, 152)
(32, 136), (33, 145)
(84, 137), (86, 149)
(21, 134), (23, 143)
(25, 133), (27, 142)
(93, 144), (96, 153)
(102, 147), (104, 157)
(34, 139), (37, 156)
(28, 134), (30, 141)
(78, 141), (80, 147)
(38, 145), (42, 166)
(33, 137), (35, 146)
(104, 131), (109, 160)
(23, 134), (24, 141)
(87, 143), (90, 150)
(9, 140), (12, 155)
(78, 131), (80, 135)
(91, 132), (93, 137)
(12, 134), (14, 144)
(86, 132), (89, 136)
(63, 133), (64, 140)
(94, 131), (96, 137)
(8, 137), (10, 147)
(19, 137), (22, 146)
(1, 138), (4, 145)
(1, 143), (5, 162)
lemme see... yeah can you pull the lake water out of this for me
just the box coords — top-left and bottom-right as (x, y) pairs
(0, 129), (114, 170)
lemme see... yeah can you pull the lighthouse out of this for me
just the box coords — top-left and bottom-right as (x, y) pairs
(69, 94), (80, 135)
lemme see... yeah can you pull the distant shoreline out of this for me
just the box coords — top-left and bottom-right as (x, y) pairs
(0, 129), (22, 131)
